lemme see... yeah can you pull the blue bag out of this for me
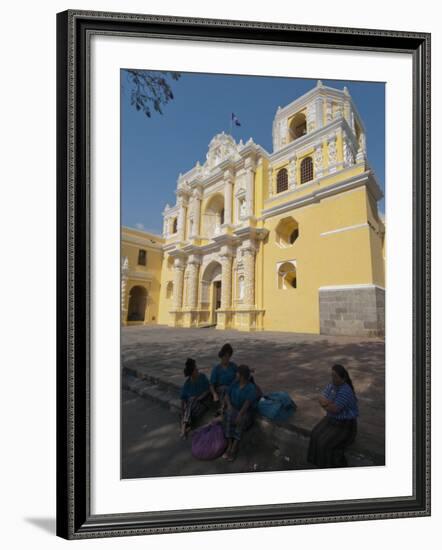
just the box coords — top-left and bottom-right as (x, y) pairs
(257, 391), (297, 422)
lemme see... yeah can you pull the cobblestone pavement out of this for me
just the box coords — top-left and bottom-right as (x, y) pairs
(122, 325), (385, 463)
(122, 390), (312, 479)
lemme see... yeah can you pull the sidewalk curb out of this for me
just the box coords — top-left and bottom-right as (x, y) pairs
(122, 366), (382, 467)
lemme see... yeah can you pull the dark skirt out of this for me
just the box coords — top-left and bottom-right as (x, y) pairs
(214, 384), (230, 405)
(223, 407), (254, 441)
(307, 416), (357, 468)
(182, 394), (211, 426)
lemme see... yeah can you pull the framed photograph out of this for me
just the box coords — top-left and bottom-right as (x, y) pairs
(56, 9), (431, 539)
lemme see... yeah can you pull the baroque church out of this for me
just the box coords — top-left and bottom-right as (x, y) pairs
(121, 81), (385, 337)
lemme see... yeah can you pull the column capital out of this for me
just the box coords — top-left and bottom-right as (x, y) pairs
(219, 245), (234, 259)
(244, 156), (256, 172)
(223, 168), (235, 183)
(187, 254), (202, 266)
(173, 257), (186, 270)
(241, 239), (257, 256)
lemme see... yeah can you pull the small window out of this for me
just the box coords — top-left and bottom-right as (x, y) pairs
(220, 208), (225, 225)
(276, 168), (289, 193)
(138, 249), (147, 266)
(278, 262), (297, 290)
(172, 218), (178, 233)
(300, 157), (313, 184)
(275, 216), (299, 248)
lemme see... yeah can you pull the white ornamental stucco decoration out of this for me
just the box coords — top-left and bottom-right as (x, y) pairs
(205, 132), (241, 171)
(327, 135), (337, 163)
(314, 144), (324, 174)
(343, 137), (355, 167)
(279, 119), (288, 147)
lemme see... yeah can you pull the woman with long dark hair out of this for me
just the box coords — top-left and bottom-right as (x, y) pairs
(222, 364), (257, 461)
(307, 364), (359, 468)
(209, 343), (238, 406)
(179, 358), (211, 438)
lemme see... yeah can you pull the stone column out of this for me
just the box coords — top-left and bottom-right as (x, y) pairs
(356, 132), (367, 164)
(223, 169), (234, 225)
(327, 133), (338, 173)
(268, 166), (273, 197)
(315, 96), (324, 129)
(191, 187), (202, 237)
(186, 255), (201, 309)
(325, 99), (333, 123)
(217, 248), (234, 330)
(220, 250), (233, 310)
(121, 256), (129, 324)
(242, 240), (256, 308)
(288, 157), (297, 189)
(343, 87), (352, 127)
(314, 143), (324, 179)
(307, 102), (316, 133)
(343, 135), (355, 167)
(177, 197), (186, 242)
(162, 217), (168, 237)
(172, 257), (185, 310)
(245, 158), (256, 217)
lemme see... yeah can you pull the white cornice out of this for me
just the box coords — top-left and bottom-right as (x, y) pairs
(270, 117), (357, 165)
(261, 170), (382, 220)
(274, 84), (345, 121)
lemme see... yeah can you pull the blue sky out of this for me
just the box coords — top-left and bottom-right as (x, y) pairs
(121, 71), (385, 234)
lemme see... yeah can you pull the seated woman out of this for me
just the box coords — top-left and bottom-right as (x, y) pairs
(222, 364), (257, 461)
(180, 358), (211, 439)
(307, 364), (359, 468)
(209, 343), (238, 406)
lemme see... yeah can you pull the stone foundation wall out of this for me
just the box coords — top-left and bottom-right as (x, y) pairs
(319, 285), (385, 337)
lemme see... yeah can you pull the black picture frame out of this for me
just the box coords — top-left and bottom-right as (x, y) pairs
(56, 9), (431, 540)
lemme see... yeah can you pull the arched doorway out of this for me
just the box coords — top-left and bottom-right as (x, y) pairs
(200, 261), (222, 325)
(127, 285), (148, 323)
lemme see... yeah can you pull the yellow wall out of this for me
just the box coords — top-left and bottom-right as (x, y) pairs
(122, 228), (163, 325)
(260, 187), (377, 333)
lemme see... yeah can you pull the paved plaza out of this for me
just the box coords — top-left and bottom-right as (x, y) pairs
(122, 325), (385, 463)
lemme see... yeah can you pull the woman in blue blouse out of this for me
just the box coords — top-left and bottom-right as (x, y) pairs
(209, 343), (238, 406)
(180, 358), (211, 439)
(307, 364), (358, 468)
(222, 364), (257, 461)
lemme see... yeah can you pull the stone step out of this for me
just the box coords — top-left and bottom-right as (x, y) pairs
(123, 368), (378, 467)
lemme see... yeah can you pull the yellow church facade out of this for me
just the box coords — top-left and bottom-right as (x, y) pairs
(122, 81), (385, 337)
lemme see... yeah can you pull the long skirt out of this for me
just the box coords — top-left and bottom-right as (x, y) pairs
(223, 408), (254, 441)
(307, 416), (357, 468)
(182, 395), (211, 426)
(214, 384), (230, 406)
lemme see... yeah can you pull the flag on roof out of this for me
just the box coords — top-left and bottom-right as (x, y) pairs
(231, 112), (241, 127)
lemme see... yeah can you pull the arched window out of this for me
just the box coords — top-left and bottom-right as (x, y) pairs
(278, 262), (297, 290)
(276, 168), (288, 193)
(289, 112), (307, 141)
(300, 156), (313, 184)
(172, 218), (178, 234)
